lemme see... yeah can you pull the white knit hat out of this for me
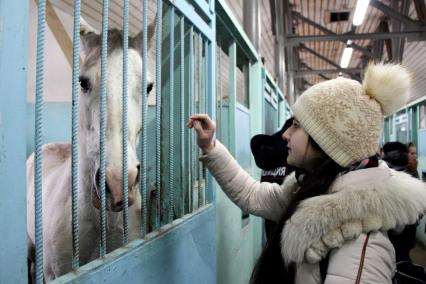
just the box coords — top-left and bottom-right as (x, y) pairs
(292, 63), (412, 167)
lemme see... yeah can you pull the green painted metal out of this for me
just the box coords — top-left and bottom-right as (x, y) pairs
(0, 1), (29, 282)
(228, 41), (237, 155)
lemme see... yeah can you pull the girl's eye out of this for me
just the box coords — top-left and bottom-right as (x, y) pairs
(79, 76), (91, 93)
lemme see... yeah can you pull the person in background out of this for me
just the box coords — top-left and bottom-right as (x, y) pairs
(250, 118), (294, 243)
(407, 142), (420, 178)
(382, 141), (409, 172)
(188, 63), (426, 283)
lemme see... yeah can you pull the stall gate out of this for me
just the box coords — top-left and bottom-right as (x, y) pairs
(1, 0), (217, 283)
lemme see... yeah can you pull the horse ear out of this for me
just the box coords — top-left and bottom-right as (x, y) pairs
(131, 15), (156, 54)
(80, 17), (100, 55)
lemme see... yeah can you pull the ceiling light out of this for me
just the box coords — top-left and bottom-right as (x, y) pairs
(353, 0), (370, 26)
(340, 47), (353, 68)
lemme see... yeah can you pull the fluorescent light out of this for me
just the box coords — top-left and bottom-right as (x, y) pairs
(352, 0), (370, 26)
(340, 47), (353, 68)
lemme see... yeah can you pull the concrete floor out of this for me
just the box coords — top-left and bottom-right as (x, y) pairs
(410, 242), (426, 266)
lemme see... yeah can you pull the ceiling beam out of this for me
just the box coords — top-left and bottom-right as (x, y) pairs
(370, 0), (425, 30)
(285, 31), (426, 45)
(292, 12), (375, 58)
(300, 44), (361, 81)
(414, 0), (426, 22)
(300, 63), (330, 80)
(295, 68), (362, 77)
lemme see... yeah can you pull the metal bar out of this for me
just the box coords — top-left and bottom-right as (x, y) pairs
(228, 41), (236, 156)
(189, 26), (194, 212)
(203, 38), (208, 206)
(180, 16), (185, 217)
(198, 34), (203, 208)
(169, 0), (213, 41)
(140, 0), (148, 236)
(99, 0), (109, 257)
(292, 11), (376, 58)
(71, 0), (81, 271)
(370, 0), (423, 30)
(155, 0), (163, 228)
(285, 31), (426, 45)
(414, 0), (426, 22)
(295, 68), (362, 77)
(168, 6), (175, 223)
(122, 0), (129, 245)
(34, 0), (46, 282)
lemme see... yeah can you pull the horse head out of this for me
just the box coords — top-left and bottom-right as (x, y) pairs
(78, 19), (155, 212)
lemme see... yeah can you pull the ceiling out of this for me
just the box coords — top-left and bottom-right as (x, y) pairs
(285, 0), (426, 102)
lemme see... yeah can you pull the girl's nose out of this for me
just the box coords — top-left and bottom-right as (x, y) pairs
(282, 129), (290, 142)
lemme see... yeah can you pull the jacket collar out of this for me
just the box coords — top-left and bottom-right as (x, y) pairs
(280, 162), (426, 265)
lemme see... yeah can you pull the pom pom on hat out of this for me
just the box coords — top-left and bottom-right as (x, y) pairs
(363, 62), (412, 116)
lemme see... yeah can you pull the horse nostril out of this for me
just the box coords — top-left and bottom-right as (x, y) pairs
(115, 201), (123, 208)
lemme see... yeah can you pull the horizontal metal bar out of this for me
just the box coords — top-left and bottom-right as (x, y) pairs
(285, 31), (426, 45)
(292, 11), (376, 58)
(370, 0), (424, 30)
(170, 0), (213, 41)
(295, 68), (362, 77)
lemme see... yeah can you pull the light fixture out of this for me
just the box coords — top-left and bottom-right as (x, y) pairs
(340, 46), (353, 68)
(353, 0), (370, 26)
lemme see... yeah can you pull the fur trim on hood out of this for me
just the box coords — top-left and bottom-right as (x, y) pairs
(280, 164), (426, 265)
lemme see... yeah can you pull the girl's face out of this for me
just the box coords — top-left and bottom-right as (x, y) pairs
(282, 119), (323, 171)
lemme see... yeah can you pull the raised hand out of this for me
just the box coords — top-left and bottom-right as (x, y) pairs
(187, 114), (216, 154)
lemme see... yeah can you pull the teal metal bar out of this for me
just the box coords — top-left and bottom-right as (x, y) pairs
(34, 0), (47, 282)
(71, 0), (81, 271)
(0, 0), (29, 281)
(155, 0), (163, 228)
(228, 41), (236, 156)
(180, 16), (185, 217)
(122, 0), (130, 245)
(99, 0), (109, 257)
(197, 34), (203, 208)
(189, 26), (194, 212)
(140, 0), (149, 237)
(168, 0), (213, 41)
(168, 6), (175, 223)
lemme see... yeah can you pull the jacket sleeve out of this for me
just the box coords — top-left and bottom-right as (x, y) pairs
(199, 140), (297, 222)
(325, 231), (395, 284)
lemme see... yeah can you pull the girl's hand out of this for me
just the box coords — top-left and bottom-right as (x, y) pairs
(187, 114), (216, 154)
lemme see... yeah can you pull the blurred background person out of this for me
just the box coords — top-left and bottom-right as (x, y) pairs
(407, 142), (419, 178)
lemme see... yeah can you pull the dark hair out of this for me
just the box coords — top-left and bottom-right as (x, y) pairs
(382, 141), (408, 168)
(407, 142), (415, 149)
(250, 137), (345, 284)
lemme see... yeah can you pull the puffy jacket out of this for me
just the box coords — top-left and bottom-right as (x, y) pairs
(200, 140), (426, 283)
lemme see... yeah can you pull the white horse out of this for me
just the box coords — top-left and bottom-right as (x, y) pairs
(27, 19), (155, 281)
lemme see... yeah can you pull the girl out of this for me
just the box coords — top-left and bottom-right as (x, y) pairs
(188, 63), (426, 283)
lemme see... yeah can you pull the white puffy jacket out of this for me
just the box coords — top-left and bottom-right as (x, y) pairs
(200, 140), (426, 284)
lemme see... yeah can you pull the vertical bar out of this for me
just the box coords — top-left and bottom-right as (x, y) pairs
(71, 0), (81, 271)
(122, 0), (129, 245)
(180, 16), (185, 217)
(168, 6), (175, 223)
(0, 0), (29, 281)
(140, 0), (149, 236)
(203, 39), (208, 205)
(155, 0), (163, 228)
(99, 0), (109, 257)
(197, 34), (203, 208)
(34, 0), (46, 282)
(228, 42), (237, 156)
(189, 26), (194, 213)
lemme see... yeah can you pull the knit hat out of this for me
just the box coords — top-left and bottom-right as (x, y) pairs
(292, 63), (412, 167)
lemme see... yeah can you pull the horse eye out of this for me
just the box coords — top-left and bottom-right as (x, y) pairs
(79, 76), (91, 93)
(147, 82), (154, 94)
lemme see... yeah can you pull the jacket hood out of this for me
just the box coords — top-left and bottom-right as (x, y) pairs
(280, 162), (426, 265)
